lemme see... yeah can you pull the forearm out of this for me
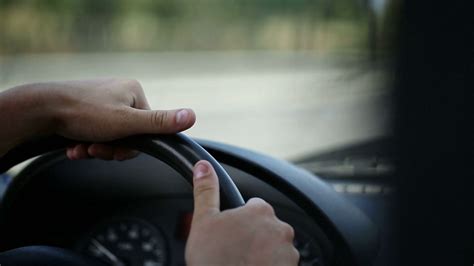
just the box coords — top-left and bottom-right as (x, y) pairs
(0, 78), (196, 160)
(0, 83), (58, 156)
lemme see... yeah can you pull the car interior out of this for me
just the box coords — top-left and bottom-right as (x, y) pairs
(0, 133), (381, 266)
(0, 1), (472, 266)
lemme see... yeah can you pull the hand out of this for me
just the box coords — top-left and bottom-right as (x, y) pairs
(185, 160), (300, 266)
(0, 79), (195, 160)
(54, 79), (195, 160)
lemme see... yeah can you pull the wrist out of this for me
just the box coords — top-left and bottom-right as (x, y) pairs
(0, 83), (60, 153)
(18, 82), (60, 134)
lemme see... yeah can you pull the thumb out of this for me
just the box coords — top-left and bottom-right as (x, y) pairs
(192, 160), (220, 220)
(126, 108), (196, 134)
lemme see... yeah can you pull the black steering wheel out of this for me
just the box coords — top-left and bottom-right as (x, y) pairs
(0, 133), (244, 265)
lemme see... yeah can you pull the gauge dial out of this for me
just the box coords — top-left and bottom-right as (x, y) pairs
(79, 218), (167, 266)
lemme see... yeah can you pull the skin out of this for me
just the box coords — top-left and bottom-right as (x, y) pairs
(187, 160), (300, 266)
(0, 79), (195, 159)
(0, 79), (299, 265)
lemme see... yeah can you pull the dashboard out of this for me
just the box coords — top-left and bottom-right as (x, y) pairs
(73, 198), (327, 266)
(0, 140), (378, 266)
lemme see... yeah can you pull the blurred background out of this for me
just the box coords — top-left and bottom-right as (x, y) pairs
(0, 0), (399, 160)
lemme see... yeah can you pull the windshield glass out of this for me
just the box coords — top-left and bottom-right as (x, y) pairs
(0, 0), (397, 160)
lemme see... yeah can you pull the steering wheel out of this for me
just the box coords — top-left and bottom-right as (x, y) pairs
(0, 133), (244, 265)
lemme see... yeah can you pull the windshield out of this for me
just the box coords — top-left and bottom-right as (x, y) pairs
(0, 0), (397, 160)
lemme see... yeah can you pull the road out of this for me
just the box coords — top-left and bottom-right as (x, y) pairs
(0, 51), (392, 160)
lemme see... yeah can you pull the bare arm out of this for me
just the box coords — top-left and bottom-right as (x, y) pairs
(0, 79), (195, 158)
(0, 79), (299, 265)
(0, 82), (57, 156)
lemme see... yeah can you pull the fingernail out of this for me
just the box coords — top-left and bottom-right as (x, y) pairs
(66, 149), (73, 160)
(194, 162), (209, 179)
(176, 109), (189, 125)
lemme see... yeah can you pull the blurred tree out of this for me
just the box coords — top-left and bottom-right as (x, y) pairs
(71, 0), (118, 50)
(0, 0), (383, 54)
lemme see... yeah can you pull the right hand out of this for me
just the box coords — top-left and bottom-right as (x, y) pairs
(185, 160), (300, 266)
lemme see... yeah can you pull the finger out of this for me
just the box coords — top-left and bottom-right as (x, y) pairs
(66, 144), (88, 160)
(291, 247), (300, 264)
(277, 220), (295, 242)
(87, 143), (115, 160)
(113, 147), (139, 161)
(125, 108), (196, 134)
(66, 147), (75, 160)
(133, 89), (151, 110)
(192, 160), (220, 220)
(86, 144), (138, 161)
(123, 79), (150, 110)
(73, 144), (90, 159)
(275, 246), (300, 266)
(136, 98), (151, 110)
(245, 197), (275, 216)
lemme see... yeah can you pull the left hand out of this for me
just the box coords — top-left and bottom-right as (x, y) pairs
(53, 79), (196, 160)
(0, 78), (195, 160)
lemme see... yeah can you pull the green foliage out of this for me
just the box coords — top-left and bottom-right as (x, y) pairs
(0, 0), (384, 54)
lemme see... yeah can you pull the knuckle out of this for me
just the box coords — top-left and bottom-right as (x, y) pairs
(281, 222), (295, 241)
(248, 198), (273, 213)
(264, 205), (275, 216)
(255, 201), (274, 215)
(247, 197), (264, 204)
(194, 182), (216, 196)
(122, 79), (144, 108)
(126, 79), (143, 91)
(291, 247), (300, 262)
(151, 111), (168, 128)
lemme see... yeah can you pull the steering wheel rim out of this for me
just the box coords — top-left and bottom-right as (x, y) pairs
(0, 134), (244, 265)
(0, 133), (245, 209)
